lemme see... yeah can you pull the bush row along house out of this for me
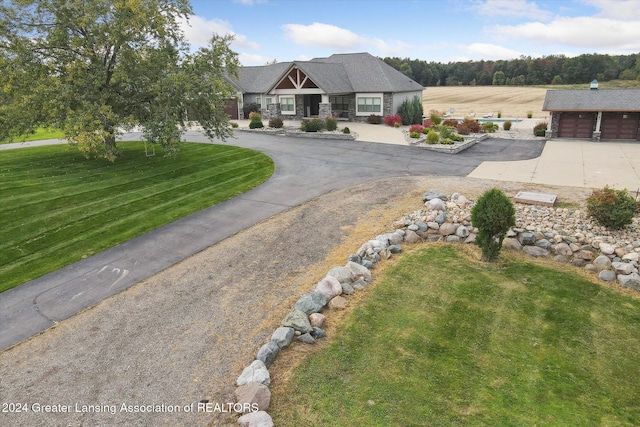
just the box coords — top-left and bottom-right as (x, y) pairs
(543, 83), (640, 141)
(225, 52), (424, 122)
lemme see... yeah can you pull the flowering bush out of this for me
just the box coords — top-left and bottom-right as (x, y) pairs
(442, 119), (458, 127)
(409, 124), (424, 134)
(456, 118), (481, 134)
(384, 114), (403, 127)
(422, 120), (436, 128)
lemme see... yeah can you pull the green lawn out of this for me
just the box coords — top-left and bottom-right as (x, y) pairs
(272, 245), (640, 426)
(1, 127), (65, 144)
(0, 142), (274, 292)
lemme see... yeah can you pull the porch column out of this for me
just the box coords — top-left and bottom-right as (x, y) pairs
(593, 111), (602, 142)
(319, 93), (332, 120)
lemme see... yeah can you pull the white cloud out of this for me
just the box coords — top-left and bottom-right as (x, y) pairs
(460, 42), (525, 60)
(281, 22), (367, 50)
(233, 0), (267, 4)
(179, 15), (260, 50)
(580, 0), (640, 20)
(476, 0), (553, 20)
(490, 16), (640, 51)
(238, 53), (275, 66)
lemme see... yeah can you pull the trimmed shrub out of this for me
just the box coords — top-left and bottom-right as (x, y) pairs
(441, 138), (454, 145)
(450, 133), (465, 142)
(587, 186), (638, 229)
(384, 114), (403, 127)
(268, 117), (283, 128)
(301, 118), (324, 132)
(409, 131), (421, 139)
(482, 121), (499, 133)
(249, 113), (264, 129)
(533, 121), (547, 137)
(503, 120), (512, 131)
(429, 111), (442, 125)
(230, 122), (239, 128)
(342, 127), (350, 134)
(368, 114), (382, 124)
(456, 124), (470, 135)
(456, 118), (481, 134)
(409, 124), (424, 134)
(497, 111), (502, 118)
(442, 119), (458, 127)
(325, 117), (338, 131)
(397, 96), (423, 125)
(426, 130), (439, 144)
(393, 122), (400, 128)
(527, 110), (533, 119)
(471, 188), (516, 262)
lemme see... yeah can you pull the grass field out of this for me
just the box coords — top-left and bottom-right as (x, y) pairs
(271, 245), (640, 426)
(423, 80), (640, 120)
(0, 142), (274, 292)
(1, 127), (64, 144)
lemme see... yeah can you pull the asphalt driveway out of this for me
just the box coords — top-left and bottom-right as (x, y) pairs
(0, 131), (544, 350)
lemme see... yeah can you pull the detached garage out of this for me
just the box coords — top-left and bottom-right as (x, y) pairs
(543, 85), (640, 141)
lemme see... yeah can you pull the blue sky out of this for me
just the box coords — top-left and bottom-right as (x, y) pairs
(182, 0), (640, 65)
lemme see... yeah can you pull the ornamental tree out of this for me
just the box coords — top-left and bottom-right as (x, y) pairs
(0, 0), (239, 161)
(471, 188), (516, 262)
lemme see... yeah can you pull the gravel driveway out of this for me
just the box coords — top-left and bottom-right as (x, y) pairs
(0, 174), (591, 427)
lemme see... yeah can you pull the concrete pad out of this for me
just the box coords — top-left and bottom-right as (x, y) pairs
(514, 191), (557, 207)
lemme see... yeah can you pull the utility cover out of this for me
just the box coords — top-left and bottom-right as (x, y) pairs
(514, 191), (557, 207)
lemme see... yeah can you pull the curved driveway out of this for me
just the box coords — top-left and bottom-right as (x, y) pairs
(0, 131), (544, 350)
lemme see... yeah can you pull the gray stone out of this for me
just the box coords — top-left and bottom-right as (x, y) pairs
(623, 252), (639, 262)
(297, 333), (316, 344)
(389, 244), (402, 254)
(309, 313), (325, 327)
(574, 250), (594, 261)
(523, 246), (549, 257)
(348, 254), (361, 263)
(271, 327), (294, 349)
(464, 233), (476, 244)
(553, 255), (570, 263)
(427, 221), (440, 230)
(311, 327), (326, 339)
(256, 341), (280, 368)
(552, 242), (572, 256)
(427, 198), (446, 211)
(422, 189), (447, 202)
(612, 262), (635, 275)
(407, 224), (419, 231)
(569, 243), (581, 252)
(435, 211), (447, 225)
(571, 259), (587, 267)
(455, 225), (470, 238)
(346, 260), (372, 282)
(439, 223), (458, 236)
(352, 278), (369, 290)
(584, 263), (598, 272)
(237, 360), (270, 386)
(361, 259), (373, 269)
(598, 270), (617, 282)
(445, 235), (462, 243)
(341, 282), (355, 295)
(294, 291), (328, 314)
(518, 232), (536, 245)
(593, 254), (612, 271)
(315, 275), (342, 300)
(327, 266), (354, 284)
(535, 239), (551, 249)
(502, 238), (522, 251)
(404, 229), (421, 244)
(238, 411), (274, 427)
(329, 295), (348, 310)
(235, 382), (271, 412)
(281, 309), (312, 333)
(415, 221), (429, 232)
(618, 273), (640, 290)
(379, 248), (391, 260)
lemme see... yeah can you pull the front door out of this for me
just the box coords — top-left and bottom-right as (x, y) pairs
(303, 94), (322, 117)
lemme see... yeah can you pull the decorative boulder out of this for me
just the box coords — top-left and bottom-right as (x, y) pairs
(422, 189), (447, 202)
(326, 266), (354, 284)
(237, 360), (270, 387)
(271, 327), (294, 349)
(234, 382), (271, 412)
(426, 198), (446, 211)
(315, 275), (342, 300)
(346, 261), (372, 282)
(237, 410), (274, 427)
(256, 341), (279, 368)
(281, 309), (312, 333)
(618, 273), (640, 290)
(294, 291), (328, 314)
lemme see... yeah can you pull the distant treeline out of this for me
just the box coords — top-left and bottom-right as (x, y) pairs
(382, 53), (640, 86)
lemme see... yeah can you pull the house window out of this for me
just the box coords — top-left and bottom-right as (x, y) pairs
(265, 97), (273, 108)
(330, 96), (350, 111)
(255, 97), (262, 107)
(357, 96), (381, 114)
(280, 96), (295, 114)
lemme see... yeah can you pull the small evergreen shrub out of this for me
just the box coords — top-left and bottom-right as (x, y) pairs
(325, 117), (338, 131)
(527, 110), (533, 119)
(249, 113), (264, 129)
(409, 131), (421, 139)
(586, 186), (637, 229)
(268, 117), (283, 128)
(397, 96), (424, 125)
(368, 114), (382, 124)
(230, 122), (239, 128)
(471, 188), (516, 262)
(497, 111), (502, 118)
(301, 118), (323, 132)
(533, 122), (547, 137)
(503, 120), (512, 131)
(426, 130), (439, 144)
(342, 127), (350, 134)
(450, 133), (464, 142)
(384, 114), (402, 127)
(441, 138), (454, 145)
(482, 121), (499, 133)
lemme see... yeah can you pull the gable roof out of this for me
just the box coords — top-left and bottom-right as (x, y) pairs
(543, 88), (640, 112)
(231, 52), (423, 95)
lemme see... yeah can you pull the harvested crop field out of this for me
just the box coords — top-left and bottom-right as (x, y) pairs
(423, 86), (548, 119)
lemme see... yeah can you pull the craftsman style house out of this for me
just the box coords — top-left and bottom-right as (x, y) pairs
(225, 52), (424, 122)
(543, 83), (640, 141)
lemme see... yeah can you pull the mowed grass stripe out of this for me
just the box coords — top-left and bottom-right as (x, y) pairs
(1, 161), (265, 261)
(272, 245), (640, 426)
(0, 142), (274, 292)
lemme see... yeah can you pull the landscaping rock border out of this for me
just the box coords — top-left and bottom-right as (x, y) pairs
(232, 189), (640, 426)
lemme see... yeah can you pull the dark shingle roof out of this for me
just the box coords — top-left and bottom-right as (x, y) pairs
(233, 52), (423, 94)
(543, 89), (640, 112)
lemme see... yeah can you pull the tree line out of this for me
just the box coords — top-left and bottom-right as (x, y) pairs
(383, 53), (640, 86)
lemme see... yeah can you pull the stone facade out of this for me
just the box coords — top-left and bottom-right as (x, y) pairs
(318, 103), (332, 120)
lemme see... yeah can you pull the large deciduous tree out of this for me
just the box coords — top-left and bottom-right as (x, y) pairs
(0, 0), (239, 160)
